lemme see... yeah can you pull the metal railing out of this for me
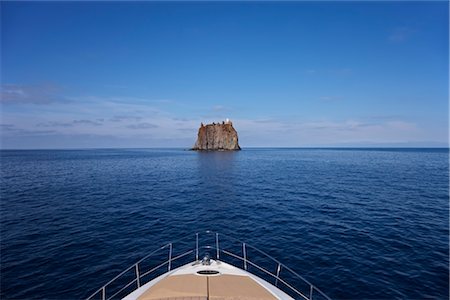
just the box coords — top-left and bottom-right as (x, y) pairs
(86, 231), (332, 300)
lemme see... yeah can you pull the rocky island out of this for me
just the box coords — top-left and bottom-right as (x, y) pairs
(191, 119), (241, 151)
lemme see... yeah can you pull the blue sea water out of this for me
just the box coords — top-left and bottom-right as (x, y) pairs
(0, 148), (448, 299)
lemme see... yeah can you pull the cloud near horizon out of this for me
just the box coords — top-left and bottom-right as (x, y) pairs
(1, 83), (66, 105)
(1, 91), (445, 148)
(233, 118), (433, 147)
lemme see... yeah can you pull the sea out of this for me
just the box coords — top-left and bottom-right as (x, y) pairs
(1, 148), (448, 299)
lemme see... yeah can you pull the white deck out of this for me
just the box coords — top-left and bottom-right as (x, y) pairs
(123, 260), (294, 300)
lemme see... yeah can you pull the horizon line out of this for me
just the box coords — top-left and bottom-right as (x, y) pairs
(1, 146), (448, 151)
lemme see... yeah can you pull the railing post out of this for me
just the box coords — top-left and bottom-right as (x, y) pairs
(275, 263), (281, 286)
(243, 243), (247, 270)
(216, 233), (220, 260)
(310, 285), (314, 300)
(168, 243), (172, 271)
(196, 233), (199, 261)
(101, 286), (106, 300)
(135, 263), (140, 288)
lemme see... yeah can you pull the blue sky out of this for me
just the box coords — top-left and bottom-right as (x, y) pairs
(1, 1), (448, 148)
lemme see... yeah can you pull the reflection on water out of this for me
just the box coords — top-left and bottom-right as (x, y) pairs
(195, 151), (240, 206)
(196, 151), (238, 173)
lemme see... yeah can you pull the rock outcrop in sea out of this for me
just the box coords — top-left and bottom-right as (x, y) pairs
(191, 119), (241, 151)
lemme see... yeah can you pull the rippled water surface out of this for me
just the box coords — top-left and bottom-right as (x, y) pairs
(1, 148), (448, 299)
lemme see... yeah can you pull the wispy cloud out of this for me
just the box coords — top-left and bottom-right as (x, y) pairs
(231, 117), (429, 147)
(0, 124), (16, 131)
(110, 115), (143, 122)
(37, 119), (103, 127)
(72, 119), (103, 126)
(366, 114), (405, 121)
(389, 27), (415, 43)
(1, 123), (56, 136)
(152, 99), (174, 104)
(1, 85), (444, 148)
(329, 68), (353, 76)
(211, 104), (234, 114)
(0, 83), (66, 105)
(2, 112), (443, 148)
(304, 69), (317, 74)
(37, 121), (73, 128)
(253, 118), (277, 124)
(126, 122), (158, 129)
(212, 105), (228, 112)
(103, 84), (128, 89)
(319, 96), (342, 102)
(303, 68), (353, 76)
(196, 104), (234, 121)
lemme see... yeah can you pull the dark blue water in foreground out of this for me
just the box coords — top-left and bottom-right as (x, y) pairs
(1, 148), (448, 299)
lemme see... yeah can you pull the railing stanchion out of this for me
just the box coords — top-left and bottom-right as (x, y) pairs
(275, 263), (281, 286)
(243, 243), (247, 270)
(135, 263), (140, 288)
(196, 233), (199, 261)
(168, 243), (172, 271)
(86, 232), (332, 300)
(216, 233), (220, 260)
